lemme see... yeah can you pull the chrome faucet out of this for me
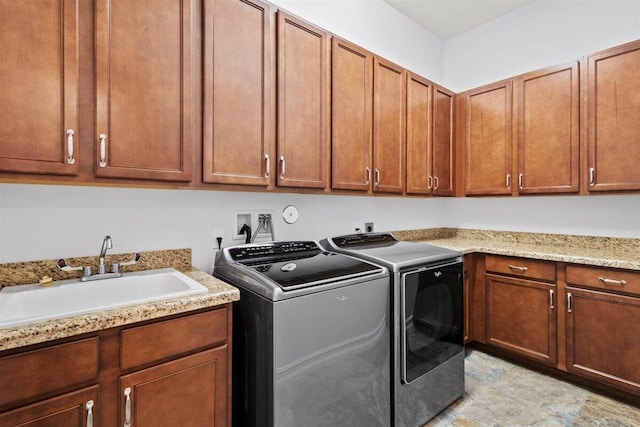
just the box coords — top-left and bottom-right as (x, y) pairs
(78, 235), (123, 282)
(98, 235), (113, 274)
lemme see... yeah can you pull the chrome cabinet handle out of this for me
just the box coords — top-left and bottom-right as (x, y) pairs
(518, 173), (523, 189)
(567, 292), (572, 313)
(508, 264), (528, 272)
(427, 175), (433, 189)
(549, 289), (554, 309)
(506, 174), (511, 189)
(99, 134), (107, 167)
(280, 156), (286, 179)
(86, 400), (94, 427)
(374, 168), (380, 186)
(264, 154), (270, 178)
(66, 129), (75, 165)
(599, 276), (627, 286)
(124, 387), (132, 427)
(365, 167), (371, 184)
(589, 167), (595, 186)
(434, 176), (439, 190)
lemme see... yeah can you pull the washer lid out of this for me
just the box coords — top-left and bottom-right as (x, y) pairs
(240, 250), (382, 290)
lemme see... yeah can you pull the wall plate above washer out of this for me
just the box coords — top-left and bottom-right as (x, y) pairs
(283, 205), (299, 224)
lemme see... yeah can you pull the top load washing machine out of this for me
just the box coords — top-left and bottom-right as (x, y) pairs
(214, 241), (392, 427)
(320, 233), (464, 427)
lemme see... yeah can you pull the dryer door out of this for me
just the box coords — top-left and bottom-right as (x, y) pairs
(401, 261), (464, 384)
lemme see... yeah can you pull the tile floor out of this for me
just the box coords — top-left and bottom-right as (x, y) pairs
(426, 350), (640, 427)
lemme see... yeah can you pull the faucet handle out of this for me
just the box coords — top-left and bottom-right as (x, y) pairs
(120, 253), (141, 267)
(111, 262), (121, 274)
(57, 258), (83, 272)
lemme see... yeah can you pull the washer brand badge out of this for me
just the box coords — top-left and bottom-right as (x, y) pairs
(434, 271), (442, 277)
(336, 296), (348, 303)
(280, 263), (297, 272)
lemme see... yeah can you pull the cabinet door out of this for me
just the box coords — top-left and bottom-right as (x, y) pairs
(203, 0), (273, 186)
(0, 0), (79, 176)
(566, 287), (640, 394)
(0, 386), (98, 427)
(432, 86), (455, 196)
(485, 274), (557, 365)
(373, 57), (405, 193)
(95, 0), (194, 182)
(331, 38), (373, 191)
(587, 40), (640, 191)
(516, 63), (579, 194)
(120, 347), (228, 427)
(406, 73), (433, 195)
(276, 12), (330, 189)
(464, 81), (512, 195)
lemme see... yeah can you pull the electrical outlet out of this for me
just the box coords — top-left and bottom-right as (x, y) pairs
(365, 222), (374, 233)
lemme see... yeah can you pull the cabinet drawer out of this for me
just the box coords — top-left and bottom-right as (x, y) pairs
(566, 265), (640, 296)
(485, 255), (556, 282)
(121, 308), (228, 371)
(0, 337), (99, 409)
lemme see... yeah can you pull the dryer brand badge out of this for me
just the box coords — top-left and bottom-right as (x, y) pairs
(336, 296), (348, 303)
(434, 271), (442, 277)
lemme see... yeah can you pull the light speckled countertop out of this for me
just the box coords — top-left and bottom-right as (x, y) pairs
(0, 250), (239, 352)
(393, 228), (640, 271)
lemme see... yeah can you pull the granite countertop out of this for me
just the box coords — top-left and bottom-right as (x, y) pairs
(393, 228), (640, 271)
(0, 250), (239, 352)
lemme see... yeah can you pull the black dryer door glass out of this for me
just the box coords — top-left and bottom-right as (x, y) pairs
(401, 261), (464, 383)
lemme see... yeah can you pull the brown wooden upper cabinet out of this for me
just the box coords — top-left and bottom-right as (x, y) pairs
(0, 0), (79, 176)
(406, 73), (455, 196)
(515, 62), (579, 194)
(463, 81), (513, 195)
(331, 38), (374, 191)
(276, 12), (330, 189)
(586, 40), (640, 191)
(203, 0), (274, 186)
(373, 57), (406, 194)
(95, 0), (195, 182)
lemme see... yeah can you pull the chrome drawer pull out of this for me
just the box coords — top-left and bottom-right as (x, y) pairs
(365, 166), (371, 184)
(549, 289), (554, 309)
(427, 175), (433, 189)
(280, 156), (286, 179)
(99, 134), (107, 167)
(589, 167), (595, 185)
(518, 173), (523, 189)
(66, 129), (75, 165)
(86, 400), (94, 427)
(374, 168), (380, 186)
(124, 387), (132, 427)
(508, 265), (528, 272)
(598, 276), (627, 286)
(264, 154), (270, 178)
(434, 176), (439, 190)
(567, 292), (572, 313)
(506, 174), (511, 189)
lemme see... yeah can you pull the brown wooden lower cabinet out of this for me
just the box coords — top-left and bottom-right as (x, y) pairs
(120, 346), (228, 427)
(0, 386), (98, 427)
(0, 306), (232, 427)
(485, 274), (557, 365)
(566, 287), (640, 394)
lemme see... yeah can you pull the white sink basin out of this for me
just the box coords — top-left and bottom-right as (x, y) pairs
(0, 268), (208, 328)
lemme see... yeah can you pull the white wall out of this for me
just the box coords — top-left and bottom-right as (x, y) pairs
(0, 184), (446, 271)
(442, 195), (640, 238)
(443, 0), (640, 92)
